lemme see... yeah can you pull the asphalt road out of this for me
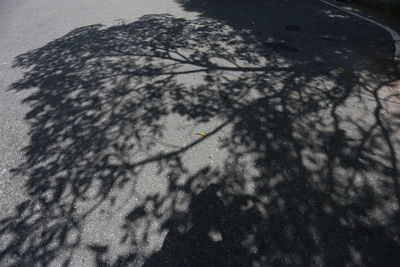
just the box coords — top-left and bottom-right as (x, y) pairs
(1, 0), (400, 266)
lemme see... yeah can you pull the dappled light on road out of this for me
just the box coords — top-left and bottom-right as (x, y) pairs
(1, 3), (400, 266)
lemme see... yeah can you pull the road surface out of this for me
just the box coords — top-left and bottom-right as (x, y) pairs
(1, 0), (400, 266)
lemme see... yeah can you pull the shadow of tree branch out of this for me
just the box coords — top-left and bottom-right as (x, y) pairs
(1, 8), (400, 267)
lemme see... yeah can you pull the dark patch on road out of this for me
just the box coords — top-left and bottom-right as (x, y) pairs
(285, 25), (302, 32)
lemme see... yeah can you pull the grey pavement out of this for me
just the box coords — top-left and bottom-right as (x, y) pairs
(1, 0), (400, 266)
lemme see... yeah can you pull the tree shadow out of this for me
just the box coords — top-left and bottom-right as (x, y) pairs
(143, 184), (254, 267)
(0, 5), (400, 267)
